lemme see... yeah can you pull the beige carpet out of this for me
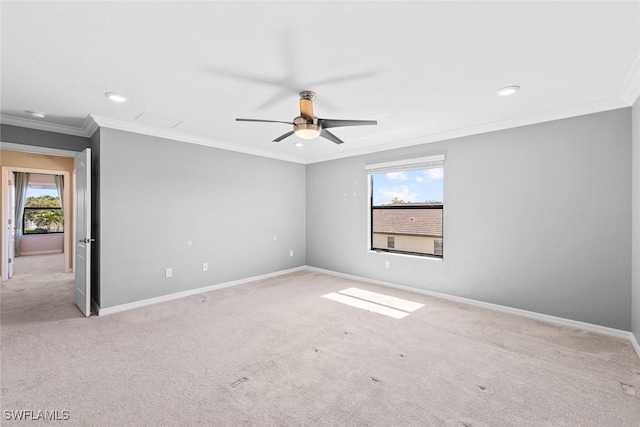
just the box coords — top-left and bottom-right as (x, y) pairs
(1, 255), (640, 426)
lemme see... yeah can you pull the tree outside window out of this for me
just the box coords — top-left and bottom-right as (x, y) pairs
(23, 194), (64, 234)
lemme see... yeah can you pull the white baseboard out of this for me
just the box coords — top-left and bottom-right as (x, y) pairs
(98, 266), (307, 316)
(306, 266), (640, 359)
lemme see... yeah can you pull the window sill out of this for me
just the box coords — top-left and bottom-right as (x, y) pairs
(367, 250), (444, 261)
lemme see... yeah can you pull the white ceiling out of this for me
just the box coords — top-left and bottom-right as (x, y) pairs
(1, 1), (639, 164)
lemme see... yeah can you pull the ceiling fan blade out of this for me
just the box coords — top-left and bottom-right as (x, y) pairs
(204, 66), (280, 86)
(236, 118), (293, 125)
(273, 131), (295, 142)
(309, 70), (377, 87)
(256, 87), (298, 111)
(318, 118), (378, 129)
(320, 129), (344, 145)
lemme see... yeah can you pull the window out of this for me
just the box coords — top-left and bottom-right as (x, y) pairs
(366, 155), (444, 258)
(23, 179), (63, 234)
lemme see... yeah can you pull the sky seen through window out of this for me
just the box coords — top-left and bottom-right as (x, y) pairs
(372, 168), (443, 206)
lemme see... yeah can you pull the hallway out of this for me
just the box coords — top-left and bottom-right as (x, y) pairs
(1, 253), (80, 325)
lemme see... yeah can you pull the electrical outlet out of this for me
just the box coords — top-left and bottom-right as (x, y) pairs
(289, 250), (294, 257)
(202, 263), (208, 272)
(165, 268), (172, 278)
(385, 260), (390, 269)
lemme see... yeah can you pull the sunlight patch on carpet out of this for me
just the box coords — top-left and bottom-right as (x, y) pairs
(338, 287), (424, 312)
(322, 288), (423, 319)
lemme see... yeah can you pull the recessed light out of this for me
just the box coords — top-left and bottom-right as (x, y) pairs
(26, 110), (46, 118)
(294, 142), (304, 148)
(496, 85), (520, 97)
(105, 92), (128, 103)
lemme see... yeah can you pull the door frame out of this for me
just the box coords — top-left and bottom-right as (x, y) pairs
(1, 166), (72, 280)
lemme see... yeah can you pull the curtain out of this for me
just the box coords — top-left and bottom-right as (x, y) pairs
(55, 175), (64, 212)
(14, 172), (29, 254)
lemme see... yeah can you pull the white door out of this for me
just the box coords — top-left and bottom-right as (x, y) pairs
(75, 148), (92, 316)
(7, 173), (15, 278)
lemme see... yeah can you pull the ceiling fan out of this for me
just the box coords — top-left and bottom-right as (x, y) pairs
(236, 91), (377, 145)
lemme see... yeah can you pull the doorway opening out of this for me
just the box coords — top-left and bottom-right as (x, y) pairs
(2, 166), (72, 279)
(1, 144), (88, 317)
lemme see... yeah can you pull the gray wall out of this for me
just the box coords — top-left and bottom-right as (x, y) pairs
(632, 99), (640, 343)
(307, 108), (632, 330)
(97, 128), (306, 309)
(1, 124), (90, 152)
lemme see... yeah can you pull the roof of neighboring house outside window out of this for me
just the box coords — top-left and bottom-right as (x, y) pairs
(373, 204), (442, 237)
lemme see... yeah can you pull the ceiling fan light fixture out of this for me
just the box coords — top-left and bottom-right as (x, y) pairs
(294, 127), (321, 139)
(496, 85), (520, 97)
(293, 121), (321, 139)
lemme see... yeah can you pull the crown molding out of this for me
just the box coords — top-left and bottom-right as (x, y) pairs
(81, 115), (100, 137)
(0, 114), (91, 138)
(1, 92), (632, 166)
(305, 97), (627, 164)
(88, 115), (306, 164)
(619, 53), (640, 106)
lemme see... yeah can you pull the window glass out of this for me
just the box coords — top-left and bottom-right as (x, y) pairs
(23, 184), (63, 234)
(370, 164), (443, 257)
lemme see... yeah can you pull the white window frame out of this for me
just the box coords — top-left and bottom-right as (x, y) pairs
(365, 154), (445, 260)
